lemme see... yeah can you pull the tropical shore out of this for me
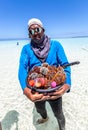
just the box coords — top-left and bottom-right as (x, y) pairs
(0, 38), (88, 130)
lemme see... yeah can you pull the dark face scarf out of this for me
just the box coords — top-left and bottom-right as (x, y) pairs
(30, 34), (50, 63)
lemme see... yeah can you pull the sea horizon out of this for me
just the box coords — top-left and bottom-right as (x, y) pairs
(0, 35), (88, 41)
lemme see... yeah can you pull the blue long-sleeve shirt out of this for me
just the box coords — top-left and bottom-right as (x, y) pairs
(18, 39), (71, 91)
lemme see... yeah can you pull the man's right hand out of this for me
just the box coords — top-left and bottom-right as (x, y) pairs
(24, 87), (50, 102)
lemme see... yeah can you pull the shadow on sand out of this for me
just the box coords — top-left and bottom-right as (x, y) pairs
(1, 110), (19, 130)
(32, 102), (59, 130)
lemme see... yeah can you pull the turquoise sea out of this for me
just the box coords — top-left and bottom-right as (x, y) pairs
(0, 37), (88, 49)
(0, 37), (88, 59)
(0, 37), (88, 67)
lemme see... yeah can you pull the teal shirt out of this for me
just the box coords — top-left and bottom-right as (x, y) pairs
(18, 39), (71, 91)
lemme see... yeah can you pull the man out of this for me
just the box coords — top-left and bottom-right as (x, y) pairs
(18, 18), (71, 130)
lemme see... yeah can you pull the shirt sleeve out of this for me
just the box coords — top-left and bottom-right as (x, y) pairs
(18, 46), (29, 91)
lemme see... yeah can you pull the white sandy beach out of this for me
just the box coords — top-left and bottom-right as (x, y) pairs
(0, 38), (88, 130)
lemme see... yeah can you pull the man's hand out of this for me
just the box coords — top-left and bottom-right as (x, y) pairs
(24, 87), (50, 102)
(24, 84), (70, 102)
(48, 84), (70, 100)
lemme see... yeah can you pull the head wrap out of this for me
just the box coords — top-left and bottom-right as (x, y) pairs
(28, 18), (44, 29)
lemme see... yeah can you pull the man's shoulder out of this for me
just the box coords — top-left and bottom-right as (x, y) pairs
(22, 43), (31, 49)
(50, 39), (61, 46)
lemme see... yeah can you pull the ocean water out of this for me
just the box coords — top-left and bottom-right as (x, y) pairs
(0, 37), (88, 65)
(0, 37), (88, 50)
(58, 37), (88, 54)
(0, 39), (29, 51)
(0, 37), (88, 61)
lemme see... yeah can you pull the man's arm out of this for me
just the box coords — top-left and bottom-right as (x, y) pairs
(18, 46), (50, 102)
(47, 41), (71, 100)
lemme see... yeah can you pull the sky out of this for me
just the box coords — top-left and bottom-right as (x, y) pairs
(0, 0), (88, 39)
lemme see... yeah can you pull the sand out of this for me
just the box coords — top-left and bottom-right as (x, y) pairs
(0, 40), (88, 130)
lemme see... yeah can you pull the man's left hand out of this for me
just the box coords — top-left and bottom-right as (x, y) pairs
(47, 84), (70, 100)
